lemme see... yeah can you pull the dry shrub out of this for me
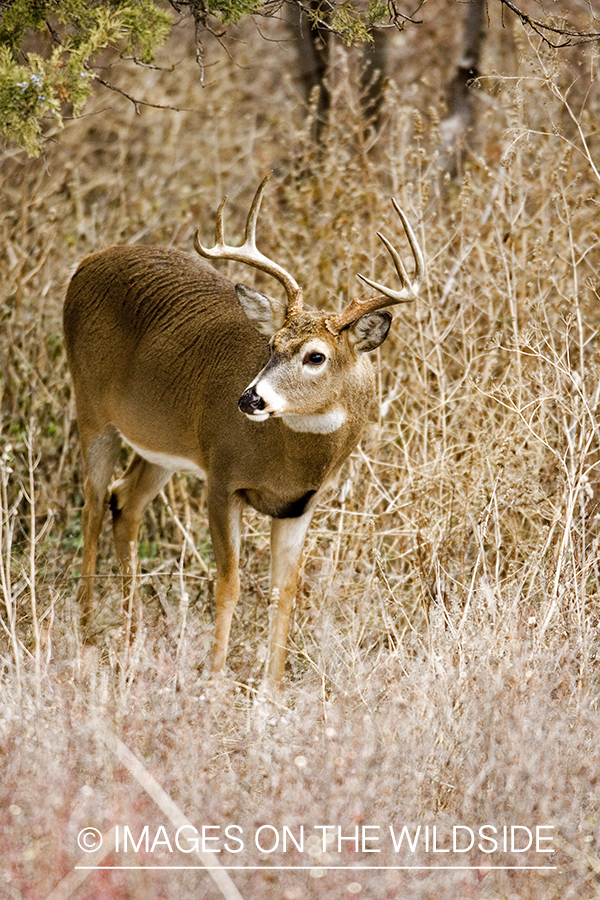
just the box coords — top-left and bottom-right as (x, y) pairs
(1, 5), (600, 898)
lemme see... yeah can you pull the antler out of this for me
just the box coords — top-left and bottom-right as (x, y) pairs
(325, 199), (425, 334)
(194, 172), (304, 317)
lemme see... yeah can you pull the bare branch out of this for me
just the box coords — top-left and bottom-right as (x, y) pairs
(497, 0), (600, 47)
(386, 0), (426, 28)
(119, 56), (178, 73)
(88, 69), (190, 114)
(167, 0), (232, 82)
(45, 19), (62, 46)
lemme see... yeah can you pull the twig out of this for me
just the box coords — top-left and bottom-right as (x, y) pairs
(88, 68), (190, 115)
(498, 0), (600, 47)
(105, 728), (247, 900)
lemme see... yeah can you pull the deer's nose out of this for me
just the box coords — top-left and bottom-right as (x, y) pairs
(239, 386), (266, 414)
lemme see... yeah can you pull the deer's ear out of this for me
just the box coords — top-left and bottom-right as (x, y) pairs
(346, 311), (392, 352)
(236, 284), (286, 337)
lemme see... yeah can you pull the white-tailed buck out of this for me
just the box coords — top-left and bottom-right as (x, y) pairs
(64, 174), (424, 683)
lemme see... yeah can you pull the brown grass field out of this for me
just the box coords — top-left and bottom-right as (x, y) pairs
(2, 2), (600, 897)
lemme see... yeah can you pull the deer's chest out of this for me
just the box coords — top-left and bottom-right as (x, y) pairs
(239, 487), (318, 519)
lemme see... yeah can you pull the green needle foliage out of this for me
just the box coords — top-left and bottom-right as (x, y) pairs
(0, 0), (173, 155)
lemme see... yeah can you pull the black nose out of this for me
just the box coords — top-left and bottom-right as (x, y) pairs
(239, 386), (266, 414)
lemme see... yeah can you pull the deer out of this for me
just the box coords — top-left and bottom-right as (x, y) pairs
(63, 173), (424, 684)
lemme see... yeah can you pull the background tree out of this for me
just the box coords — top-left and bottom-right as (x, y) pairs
(288, 0), (600, 156)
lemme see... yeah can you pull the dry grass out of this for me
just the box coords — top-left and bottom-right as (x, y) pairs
(2, 3), (600, 897)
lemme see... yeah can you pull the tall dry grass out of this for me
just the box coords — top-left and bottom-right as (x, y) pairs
(1, 3), (600, 897)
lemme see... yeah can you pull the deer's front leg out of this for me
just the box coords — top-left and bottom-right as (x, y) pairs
(267, 509), (314, 684)
(208, 489), (244, 674)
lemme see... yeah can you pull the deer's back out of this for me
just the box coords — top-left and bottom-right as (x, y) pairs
(64, 246), (270, 454)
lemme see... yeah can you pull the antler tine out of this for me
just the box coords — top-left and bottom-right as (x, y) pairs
(367, 230), (411, 291)
(357, 200), (424, 302)
(325, 200), (424, 334)
(194, 173), (304, 316)
(392, 198), (425, 286)
(244, 171), (272, 247)
(214, 194), (227, 246)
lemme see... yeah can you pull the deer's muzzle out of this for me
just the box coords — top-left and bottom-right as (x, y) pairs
(239, 386), (267, 418)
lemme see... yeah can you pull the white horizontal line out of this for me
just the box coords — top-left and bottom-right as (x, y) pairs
(75, 865), (558, 871)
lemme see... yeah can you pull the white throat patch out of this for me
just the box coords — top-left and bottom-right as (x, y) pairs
(282, 409), (347, 434)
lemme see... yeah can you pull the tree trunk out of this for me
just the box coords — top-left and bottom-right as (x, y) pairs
(288, 4), (389, 144)
(360, 29), (390, 133)
(438, 0), (487, 178)
(288, 0), (331, 144)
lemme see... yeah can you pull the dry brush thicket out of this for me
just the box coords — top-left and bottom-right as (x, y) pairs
(2, 4), (600, 898)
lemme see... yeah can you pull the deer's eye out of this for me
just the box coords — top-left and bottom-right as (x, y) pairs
(304, 351), (326, 366)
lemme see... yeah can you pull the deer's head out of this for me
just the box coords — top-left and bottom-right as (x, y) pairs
(194, 174), (424, 432)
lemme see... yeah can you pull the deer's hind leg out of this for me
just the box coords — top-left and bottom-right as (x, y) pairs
(109, 453), (173, 630)
(78, 426), (122, 633)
